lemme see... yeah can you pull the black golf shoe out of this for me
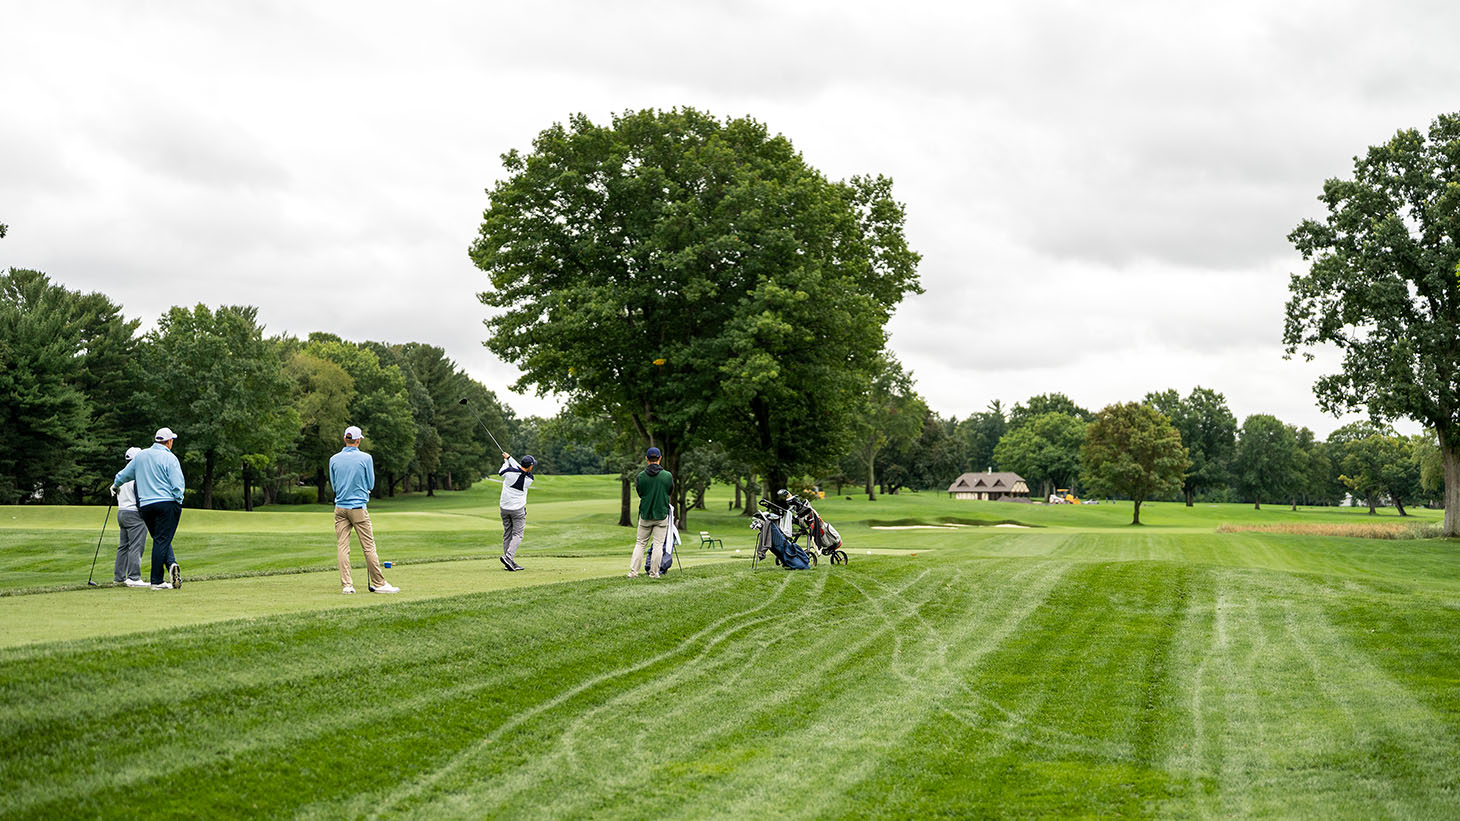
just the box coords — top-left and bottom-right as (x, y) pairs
(500, 556), (513, 571)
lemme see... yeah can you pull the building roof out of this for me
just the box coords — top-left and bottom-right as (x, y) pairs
(947, 471), (1028, 493)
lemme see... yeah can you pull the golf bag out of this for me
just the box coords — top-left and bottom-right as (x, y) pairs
(644, 503), (682, 575)
(777, 490), (849, 565)
(750, 503), (811, 570)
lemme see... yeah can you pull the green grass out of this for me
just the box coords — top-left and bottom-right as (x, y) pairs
(2, 479), (1458, 817)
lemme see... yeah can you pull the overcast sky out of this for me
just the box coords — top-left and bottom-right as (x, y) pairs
(4, 0), (1454, 437)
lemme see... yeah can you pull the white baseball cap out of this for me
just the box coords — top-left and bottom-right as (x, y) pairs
(154, 427), (178, 442)
(344, 425), (363, 441)
(124, 446), (142, 461)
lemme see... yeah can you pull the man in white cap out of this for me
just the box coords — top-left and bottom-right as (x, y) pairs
(497, 451), (536, 571)
(112, 446), (150, 587)
(111, 427), (185, 590)
(329, 425), (398, 594)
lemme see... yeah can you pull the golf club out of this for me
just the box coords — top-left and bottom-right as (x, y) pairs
(87, 499), (115, 587)
(458, 397), (506, 454)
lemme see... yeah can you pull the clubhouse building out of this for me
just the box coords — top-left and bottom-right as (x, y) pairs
(946, 471), (1031, 503)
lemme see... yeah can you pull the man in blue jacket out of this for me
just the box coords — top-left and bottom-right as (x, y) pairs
(329, 425), (399, 595)
(111, 427), (186, 590)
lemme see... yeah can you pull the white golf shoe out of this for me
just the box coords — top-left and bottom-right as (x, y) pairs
(369, 582), (400, 594)
(124, 579), (150, 588)
(342, 585), (356, 594)
(151, 582), (173, 590)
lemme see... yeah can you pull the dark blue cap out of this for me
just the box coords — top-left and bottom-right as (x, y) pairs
(646, 447), (661, 459)
(520, 455), (536, 467)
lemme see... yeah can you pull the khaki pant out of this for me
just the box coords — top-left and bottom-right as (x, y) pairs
(335, 507), (386, 589)
(631, 517), (668, 577)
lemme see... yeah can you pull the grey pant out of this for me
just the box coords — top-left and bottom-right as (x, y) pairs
(500, 506), (526, 562)
(113, 508), (147, 582)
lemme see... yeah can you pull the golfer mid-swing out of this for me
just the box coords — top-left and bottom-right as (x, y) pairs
(497, 452), (535, 571)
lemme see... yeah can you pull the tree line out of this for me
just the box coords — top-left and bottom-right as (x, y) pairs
(521, 377), (1446, 517)
(0, 269), (514, 508)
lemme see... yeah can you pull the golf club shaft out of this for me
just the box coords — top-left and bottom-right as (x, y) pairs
(88, 500), (114, 585)
(460, 399), (506, 453)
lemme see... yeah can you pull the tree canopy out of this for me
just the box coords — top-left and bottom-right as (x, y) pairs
(1233, 414), (1300, 510)
(993, 411), (1087, 499)
(1145, 387), (1237, 506)
(1286, 112), (1460, 535)
(1080, 403), (1189, 525)
(471, 108), (921, 517)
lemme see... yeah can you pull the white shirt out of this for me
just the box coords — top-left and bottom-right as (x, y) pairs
(117, 480), (138, 512)
(498, 457), (534, 510)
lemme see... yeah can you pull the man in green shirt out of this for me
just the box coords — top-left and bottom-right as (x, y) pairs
(629, 446), (674, 579)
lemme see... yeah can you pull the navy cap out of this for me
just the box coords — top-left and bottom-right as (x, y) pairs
(520, 455), (536, 467)
(646, 447), (661, 459)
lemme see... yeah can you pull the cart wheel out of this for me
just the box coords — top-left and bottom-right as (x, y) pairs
(832, 550), (848, 565)
(809, 552), (818, 567)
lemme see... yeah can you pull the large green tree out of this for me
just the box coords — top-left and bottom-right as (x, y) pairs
(1333, 427), (1422, 516)
(1232, 414), (1300, 510)
(139, 305), (296, 509)
(0, 270), (94, 502)
(993, 411), (1087, 499)
(1080, 402), (1190, 525)
(472, 108), (920, 523)
(304, 336), (416, 499)
(284, 350), (355, 503)
(0, 270), (144, 503)
(1286, 112), (1460, 536)
(849, 355), (925, 501)
(1145, 387), (1237, 506)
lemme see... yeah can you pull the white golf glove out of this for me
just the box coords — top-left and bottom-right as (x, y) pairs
(109, 485), (117, 497)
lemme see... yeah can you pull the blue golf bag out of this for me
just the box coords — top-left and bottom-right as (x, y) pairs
(750, 512), (811, 570)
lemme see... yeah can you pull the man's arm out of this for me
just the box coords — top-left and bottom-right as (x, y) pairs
(364, 454), (376, 494)
(167, 456), (186, 502)
(112, 459), (137, 489)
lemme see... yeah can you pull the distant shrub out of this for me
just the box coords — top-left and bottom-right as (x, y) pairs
(272, 488), (320, 505)
(183, 488), (245, 510)
(1216, 522), (1442, 540)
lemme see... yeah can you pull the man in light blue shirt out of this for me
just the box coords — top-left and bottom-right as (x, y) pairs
(111, 427), (186, 589)
(328, 425), (398, 595)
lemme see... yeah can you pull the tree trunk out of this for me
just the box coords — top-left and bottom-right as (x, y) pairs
(242, 465), (253, 512)
(427, 473), (435, 497)
(742, 473), (758, 517)
(316, 467), (328, 504)
(1131, 499), (1142, 525)
(865, 455), (877, 502)
(387, 472), (396, 497)
(1443, 433), (1460, 537)
(1185, 486), (1195, 507)
(1290, 496), (1298, 512)
(694, 481), (707, 509)
(1253, 498), (1261, 510)
(1366, 494), (1377, 515)
(620, 474), (632, 527)
(1394, 497), (1408, 517)
(767, 468), (788, 507)
(202, 449), (217, 510)
(733, 481), (741, 511)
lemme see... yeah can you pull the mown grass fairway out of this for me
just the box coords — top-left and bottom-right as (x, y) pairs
(3, 481), (1458, 817)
